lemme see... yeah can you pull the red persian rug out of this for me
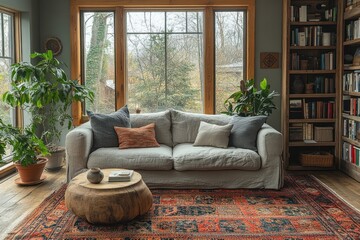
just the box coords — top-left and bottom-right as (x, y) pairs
(5, 175), (360, 239)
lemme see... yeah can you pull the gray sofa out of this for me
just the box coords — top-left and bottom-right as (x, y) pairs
(66, 110), (284, 189)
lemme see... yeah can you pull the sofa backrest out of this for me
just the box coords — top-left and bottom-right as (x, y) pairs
(171, 109), (231, 145)
(130, 110), (172, 147)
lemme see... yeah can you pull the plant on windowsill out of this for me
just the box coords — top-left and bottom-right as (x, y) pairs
(0, 118), (49, 184)
(2, 50), (94, 171)
(223, 78), (279, 117)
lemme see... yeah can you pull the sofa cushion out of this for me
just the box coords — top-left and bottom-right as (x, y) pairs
(87, 144), (173, 170)
(130, 110), (172, 147)
(87, 105), (130, 150)
(173, 143), (261, 171)
(171, 109), (231, 145)
(194, 121), (233, 148)
(229, 115), (267, 151)
(114, 123), (160, 149)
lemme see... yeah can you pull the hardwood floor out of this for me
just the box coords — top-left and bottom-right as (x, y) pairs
(0, 168), (66, 239)
(0, 169), (359, 239)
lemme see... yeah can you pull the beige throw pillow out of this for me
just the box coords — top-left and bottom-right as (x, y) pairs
(193, 121), (233, 148)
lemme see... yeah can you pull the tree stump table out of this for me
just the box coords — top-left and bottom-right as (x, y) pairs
(65, 169), (153, 224)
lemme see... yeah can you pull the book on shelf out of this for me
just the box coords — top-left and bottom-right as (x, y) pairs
(343, 119), (360, 140)
(289, 99), (303, 119)
(343, 142), (360, 166)
(314, 76), (335, 93)
(291, 26), (336, 47)
(108, 170), (134, 182)
(303, 100), (335, 119)
(349, 98), (360, 116)
(343, 71), (360, 92)
(291, 52), (334, 70)
(289, 123), (315, 142)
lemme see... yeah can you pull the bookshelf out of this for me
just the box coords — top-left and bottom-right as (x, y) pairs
(282, 0), (340, 170)
(340, 0), (360, 181)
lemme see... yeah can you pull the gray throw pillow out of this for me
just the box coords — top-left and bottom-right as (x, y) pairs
(229, 115), (267, 151)
(87, 105), (131, 149)
(193, 121), (233, 148)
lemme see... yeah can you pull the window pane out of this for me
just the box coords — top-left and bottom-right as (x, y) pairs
(167, 12), (186, 33)
(82, 12), (115, 113)
(3, 14), (12, 58)
(126, 11), (204, 113)
(0, 11), (15, 162)
(127, 12), (165, 33)
(187, 12), (203, 33)
(215, 11), (245, 114)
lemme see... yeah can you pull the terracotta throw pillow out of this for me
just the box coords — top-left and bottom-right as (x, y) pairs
(114, 123), (160, 149)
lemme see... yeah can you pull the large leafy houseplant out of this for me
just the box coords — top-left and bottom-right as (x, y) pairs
(223, 78), (279, 117)
(3, 50), (94, 169)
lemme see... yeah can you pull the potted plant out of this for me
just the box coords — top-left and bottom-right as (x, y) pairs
(3, 50), (94, 170)
(0, 118), (49, 183)
(223, 78), (279, 117)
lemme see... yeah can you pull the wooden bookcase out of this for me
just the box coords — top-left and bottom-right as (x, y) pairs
(339, 0), (360, 181)
(282, 0), (340, 170)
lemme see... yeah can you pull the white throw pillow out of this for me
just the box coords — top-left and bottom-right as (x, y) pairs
(193, 121), (233, 148)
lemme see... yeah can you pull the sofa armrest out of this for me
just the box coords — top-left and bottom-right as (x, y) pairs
(66, 122), (93, 182)
(257, 124), (283, 168)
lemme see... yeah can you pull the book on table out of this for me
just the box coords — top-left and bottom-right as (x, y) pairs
(108, 170), (134, 182)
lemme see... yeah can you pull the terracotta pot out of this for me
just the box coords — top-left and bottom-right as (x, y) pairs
(15, 157), (48, 183)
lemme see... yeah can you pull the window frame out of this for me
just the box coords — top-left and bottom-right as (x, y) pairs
(0, 7), (22, 177)
(71, 0), (255, 126)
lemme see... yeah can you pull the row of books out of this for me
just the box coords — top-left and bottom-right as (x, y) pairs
(290, 5), (337, 22)
(343, 142), (360, 166)
(289, 99), (335, 119)
(313, 76), (335, 93)
(291, 52), (335, 70)
(291, 27), (335, 47)
(345, 19), (360, 41)
(343, 119), (360, 140)
(347, 97), (360, 116)
(343, 71), (360, 92)
(289, 123), (315, 141)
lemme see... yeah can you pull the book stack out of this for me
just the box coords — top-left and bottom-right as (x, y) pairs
(108, 170), (134, 182)
(343, 142), (360, 166)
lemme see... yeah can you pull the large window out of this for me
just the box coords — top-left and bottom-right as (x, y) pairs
(82, 11), (115, 113)
(0, 9), (16, 165)
(73, 1), (254, 124)
(126, 11), (203, 113)
(215, 11), (246, 113)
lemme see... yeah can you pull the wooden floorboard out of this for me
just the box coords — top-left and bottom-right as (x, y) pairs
(0, 169), (359, 238)
(0, 168), (66, 239)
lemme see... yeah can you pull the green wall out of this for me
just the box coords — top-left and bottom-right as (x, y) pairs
(0, 0), (39, 61)
(255, 0), (282, 131)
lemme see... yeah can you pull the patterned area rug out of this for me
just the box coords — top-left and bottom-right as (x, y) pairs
(5, 175), (360, 239)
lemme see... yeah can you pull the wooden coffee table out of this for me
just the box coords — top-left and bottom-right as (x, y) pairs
(65, 169), (153, 224)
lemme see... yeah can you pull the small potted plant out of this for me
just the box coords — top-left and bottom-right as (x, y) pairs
(0, 118), (49, 183)
(3, 50), (94, 170)
(223, 78), (279, 116)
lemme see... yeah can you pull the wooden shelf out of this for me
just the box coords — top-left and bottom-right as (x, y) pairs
(283, 0), (339, 172)
(289, 141), (336, 147)
(343, 91), (360, 96)
(342, 136), (360, 148)
(289, 119), (336, 123)
(344, 38), (360, 46)
(289, 93), (336, 98)
(340, 160), (360, 182)
(290, 21), (337, 26)
(344, 6), (360, 20)
(342, 113), (360, 121)
(290, 46), (336, 50)
(289, 70), (336, 74)
(343, 65), (360, 71)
